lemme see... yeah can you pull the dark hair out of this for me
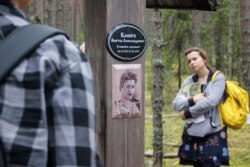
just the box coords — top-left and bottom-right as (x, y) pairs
(0, 0), (14, 8)
(184, 47), (209, 65)
(0, 0), (11, 2)
(119, 70), (137, 91)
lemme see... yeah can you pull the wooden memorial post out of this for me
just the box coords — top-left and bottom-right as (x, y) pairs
(85, 0), (146, 167)
(84, 0), (221, 166)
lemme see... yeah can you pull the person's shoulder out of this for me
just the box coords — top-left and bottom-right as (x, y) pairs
(39, 32), (86, 60)
(213, 71), (226, 80)
(182, 75), (194, 84)
(186, 75), (194, 81)
(0, 12), (29, 27)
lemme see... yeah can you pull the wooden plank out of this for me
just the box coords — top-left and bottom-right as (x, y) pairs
(106, 0), (145, 166)
(145, 152), (178, 159)
(147, 0), (195, 8)
(85, 0), (107, 164)
(146, 0), (220, 11)
(85, 0), (145, 166)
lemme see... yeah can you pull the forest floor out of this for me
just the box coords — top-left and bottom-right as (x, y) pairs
(144, 112), (250, 167)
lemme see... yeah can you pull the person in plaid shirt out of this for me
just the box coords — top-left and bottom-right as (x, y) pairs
(0, 0), (102, 166)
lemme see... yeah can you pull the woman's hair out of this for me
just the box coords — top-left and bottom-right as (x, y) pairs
(119, 70), (137, 91)
(184, 47), (209, 65)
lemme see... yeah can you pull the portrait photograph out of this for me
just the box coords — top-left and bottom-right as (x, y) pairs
(112, 64), (142, 119)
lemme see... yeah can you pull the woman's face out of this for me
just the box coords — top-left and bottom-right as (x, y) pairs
(121, 80), (136, 100)
(186, 51), (207, 73)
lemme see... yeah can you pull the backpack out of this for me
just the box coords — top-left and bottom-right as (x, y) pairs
(212, 71), (249, 130)
(0, 24), (67, 167)
(0, 24), (67, 82)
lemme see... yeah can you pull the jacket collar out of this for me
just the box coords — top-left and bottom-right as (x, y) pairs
(0, 4), (26, 19)
(192, 67), (215, 83)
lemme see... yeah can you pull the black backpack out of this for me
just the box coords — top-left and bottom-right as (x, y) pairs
(0, 24), (67, 167)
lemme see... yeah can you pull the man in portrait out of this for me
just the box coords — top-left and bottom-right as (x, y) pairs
(112, 70), (141, 119)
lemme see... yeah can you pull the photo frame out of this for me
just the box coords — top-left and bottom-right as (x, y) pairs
(112, 64), (142, 119)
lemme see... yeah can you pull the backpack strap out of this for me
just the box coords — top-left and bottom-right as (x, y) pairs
(211, 70), (226, 127)
(0, 24), (67, 82)
(0, 140), (5, 167)
(211, 70), (221, 82)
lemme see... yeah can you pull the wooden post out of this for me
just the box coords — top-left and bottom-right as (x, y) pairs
(85, 0), (145, 167)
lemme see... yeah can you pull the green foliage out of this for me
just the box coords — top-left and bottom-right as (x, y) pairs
(75, 31), (85, 44)
(227, 126), (250, 167)
(145, 2), (248, 165)
(162, 9), (192, 65)
(26, 4), (35, 14)
(145, 71), (250, 167)
(159, 0), (241, 80)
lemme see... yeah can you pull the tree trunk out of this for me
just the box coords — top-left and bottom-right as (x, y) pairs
(151, 8), (164, 167)
(192, 10), (201, 46)
(27, 0), (85, 43)
(42, 0), (74, 40)
(241, 0), (250, 91)
(75, 0), (85, 43)
(214, 15), (223, 70)
(227, 0), (236, 79)
(177, 48), (182, 89)
(70, 0), (77, 41)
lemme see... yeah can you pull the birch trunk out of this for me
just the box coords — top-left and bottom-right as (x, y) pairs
(241, 0), (250, 91)
(151, 8), (164, 167)
(192, 10), (201, 46)
(227, 0), (236, 78)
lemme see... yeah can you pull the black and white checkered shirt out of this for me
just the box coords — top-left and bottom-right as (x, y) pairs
(0, 4), (102, 167)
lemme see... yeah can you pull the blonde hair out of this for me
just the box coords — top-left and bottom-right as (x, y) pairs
(184, 47), (209, 65)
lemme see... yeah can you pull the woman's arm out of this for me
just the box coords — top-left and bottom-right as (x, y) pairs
(184, 73), (226, 118)
(172, 76), (195, 111)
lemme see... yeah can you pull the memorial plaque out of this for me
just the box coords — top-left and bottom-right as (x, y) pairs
(106, 23), (147, 61)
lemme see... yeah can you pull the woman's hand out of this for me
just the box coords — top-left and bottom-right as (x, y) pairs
(193, 93), (206, 103)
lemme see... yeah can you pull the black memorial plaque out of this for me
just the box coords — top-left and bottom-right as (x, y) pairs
(106, 23), (147, 61)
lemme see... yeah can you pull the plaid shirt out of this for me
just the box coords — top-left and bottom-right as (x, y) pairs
(0, 4), (102, 167)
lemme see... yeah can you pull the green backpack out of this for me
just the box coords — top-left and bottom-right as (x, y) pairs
(212, 71), (249, 130)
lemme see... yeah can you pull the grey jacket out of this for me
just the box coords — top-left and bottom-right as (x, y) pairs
(172, 71), (226, 128)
